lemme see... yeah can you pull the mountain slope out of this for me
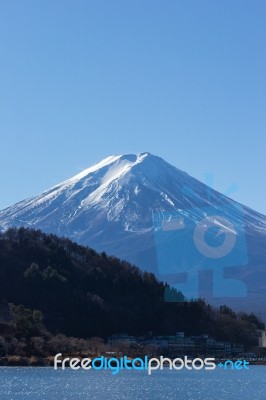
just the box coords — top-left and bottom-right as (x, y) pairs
(1, 228), (263, 342)
(1, 152), (265, 240)
(0, 152), (266, 318)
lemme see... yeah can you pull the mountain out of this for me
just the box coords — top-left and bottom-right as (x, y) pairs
(0, 152), (266, 318)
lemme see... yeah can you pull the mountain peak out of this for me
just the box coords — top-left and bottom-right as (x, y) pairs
(64, 152), (165, 191)
(1, 151), (266, 249)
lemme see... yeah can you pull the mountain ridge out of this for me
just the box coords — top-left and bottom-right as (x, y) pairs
(0, 152), (265, 319)
(1, 152), (265, 235)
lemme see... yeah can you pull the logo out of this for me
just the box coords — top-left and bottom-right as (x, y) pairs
(54, 354), (250, 374)
(152, 174), (248, 301)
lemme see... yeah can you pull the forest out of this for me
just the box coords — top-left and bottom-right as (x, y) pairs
(0, 227), (264, 361)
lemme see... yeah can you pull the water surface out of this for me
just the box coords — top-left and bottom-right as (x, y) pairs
(0, 366), (265, 400)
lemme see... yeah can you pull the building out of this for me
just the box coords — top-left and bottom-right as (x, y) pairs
(258, 331), (266, 348)
(107, 334), (137, 346)
(107, 332), (247, 358)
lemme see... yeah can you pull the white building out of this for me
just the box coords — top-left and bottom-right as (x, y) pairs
(258, 331), (266, 348)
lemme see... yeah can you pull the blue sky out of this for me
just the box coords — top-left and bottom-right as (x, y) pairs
(0, 1), (265, 214)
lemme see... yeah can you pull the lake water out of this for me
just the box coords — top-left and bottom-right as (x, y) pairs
(0, 366), (265, 400)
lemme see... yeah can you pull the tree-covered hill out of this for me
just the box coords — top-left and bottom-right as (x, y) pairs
(0, 228), (263, 344)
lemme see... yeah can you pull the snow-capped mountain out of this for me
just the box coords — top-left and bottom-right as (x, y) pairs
(0, 152), (265, 318)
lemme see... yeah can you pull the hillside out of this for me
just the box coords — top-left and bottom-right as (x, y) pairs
(0, 227), (263, 345)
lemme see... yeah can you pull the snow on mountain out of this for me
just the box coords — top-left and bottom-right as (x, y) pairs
(1, 151), (265, 237)
(0, 152), (266, 318)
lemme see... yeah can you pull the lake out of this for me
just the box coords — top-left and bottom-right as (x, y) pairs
(0, 366), (265, 400)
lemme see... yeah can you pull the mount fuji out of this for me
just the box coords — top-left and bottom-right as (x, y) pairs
(0, 152), (265, 317)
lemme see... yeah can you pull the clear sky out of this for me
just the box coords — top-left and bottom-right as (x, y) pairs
(0, 1), (265, 214)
